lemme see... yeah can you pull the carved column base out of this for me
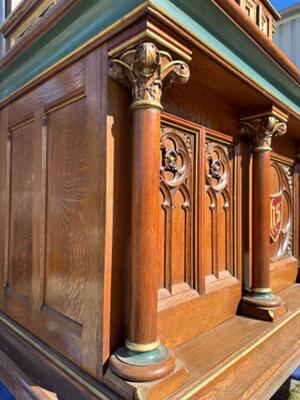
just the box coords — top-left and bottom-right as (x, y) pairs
(104, 356), (189, 400)
(239, 293), (287, 322)
(108, 345), (176, 382)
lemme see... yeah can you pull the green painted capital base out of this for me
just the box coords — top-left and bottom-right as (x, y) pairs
(109, 345), (176, 382)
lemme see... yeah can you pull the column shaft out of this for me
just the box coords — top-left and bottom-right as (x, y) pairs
(129, 108), (161, 346)
(252, 150), (271, 290)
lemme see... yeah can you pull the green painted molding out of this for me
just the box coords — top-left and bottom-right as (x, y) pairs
(0, 0), (299, 115)
(0, 0), (144, 102)
(152, 0), (300, 114)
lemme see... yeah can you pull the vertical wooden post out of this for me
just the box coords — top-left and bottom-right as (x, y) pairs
(296, 144), (300, 271)
(107, 42), (190, 382)
(239, 108), (288, 321)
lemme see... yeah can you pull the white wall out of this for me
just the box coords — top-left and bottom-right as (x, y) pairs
(274, 8), (300, 68)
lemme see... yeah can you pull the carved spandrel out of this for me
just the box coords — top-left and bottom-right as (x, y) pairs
(160, 126), (191, 194)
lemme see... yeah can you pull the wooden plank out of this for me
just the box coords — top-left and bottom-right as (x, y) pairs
(9, 119), (34, 299)
(32, 108), (47, 312)
(81, 46), (107, 376)
(171, 284), (300, 400)
(0, 108), (9, 308)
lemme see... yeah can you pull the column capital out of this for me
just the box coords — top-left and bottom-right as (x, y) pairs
(240, 109), (288, 152)
(108, 41), (190, 111)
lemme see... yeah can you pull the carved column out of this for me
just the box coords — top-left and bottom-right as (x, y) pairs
(239, 110), (288, 321)
(108, 42), (190, 382)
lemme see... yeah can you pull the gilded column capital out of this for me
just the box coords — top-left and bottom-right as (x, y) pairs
(108, 41), (190, 111)
(240, 115), (287, 152)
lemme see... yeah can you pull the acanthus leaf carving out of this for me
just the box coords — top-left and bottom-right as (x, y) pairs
(108, 42), (190, 110)
(241, 115), (287, 152)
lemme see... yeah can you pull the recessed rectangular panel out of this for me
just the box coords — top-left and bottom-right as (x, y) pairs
(46, 98), (88, 324)
(9, 122), (34, 299)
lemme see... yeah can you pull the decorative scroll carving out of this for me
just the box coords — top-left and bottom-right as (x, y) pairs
(204, 139), (234, 282)
(159, 125), (195, 294)
(270, 161), (294, 260)
(241, 116), (287, 152)
(108, 42), (190, 110)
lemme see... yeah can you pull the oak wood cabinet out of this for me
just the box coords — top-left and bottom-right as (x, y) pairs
(0, 0), (299, 399)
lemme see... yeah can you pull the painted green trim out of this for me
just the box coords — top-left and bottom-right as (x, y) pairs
(116, 345), (169, 366)
(152, 0), (300, 114)
(0, 0), (144, 101)
(0, 0), (299, 116)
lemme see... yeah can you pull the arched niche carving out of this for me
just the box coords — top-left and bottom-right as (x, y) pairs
(204, 139), (235, 289)
(158, 124), (196, 299)
(270, 160), (294, 262)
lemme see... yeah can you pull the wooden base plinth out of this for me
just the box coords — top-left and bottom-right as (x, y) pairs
(104, 359), (189, 400)
(239, 296), (287, 322)
(109, 347), (176, 382)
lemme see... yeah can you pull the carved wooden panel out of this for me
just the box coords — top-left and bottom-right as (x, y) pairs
(204, 137), (235, 290)
(270, 159), (294, 261)
(158, 123), (197, 297)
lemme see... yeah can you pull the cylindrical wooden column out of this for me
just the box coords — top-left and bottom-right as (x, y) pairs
(128, 107), (161, 350)
(240, 112), (288, 316)
(252, 150), (271, 292)
(108, 42), (190, 382)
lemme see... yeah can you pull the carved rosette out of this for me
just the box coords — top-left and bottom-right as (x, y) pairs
(241, 116), (287, 152)
(108, 42), (190, 110)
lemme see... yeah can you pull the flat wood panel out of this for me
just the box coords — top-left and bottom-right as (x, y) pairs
(8, 60), (85, 129)
(203, 191), (213, 277)
(46, 98), (88, 324)
(159, 282), (241, 349)
(172, 189), (186, 285)
(9, 122), (34, 299)
(270, 257), (298, 292)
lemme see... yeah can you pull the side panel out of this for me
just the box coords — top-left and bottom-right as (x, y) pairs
(0, 48), (107, 378)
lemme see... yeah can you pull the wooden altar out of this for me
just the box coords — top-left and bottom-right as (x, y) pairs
(0, 0), (299, 399)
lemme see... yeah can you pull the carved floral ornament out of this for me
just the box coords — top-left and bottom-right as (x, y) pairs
(160, 127), (190, 190)
(240, 115), (287, 152)
(205, 141), (230, 192)
(108, 42), (190, 110)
